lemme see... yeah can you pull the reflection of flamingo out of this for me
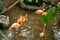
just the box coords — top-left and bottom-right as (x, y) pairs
(9, 15), (28, 30)
(40, 24), (46, 40)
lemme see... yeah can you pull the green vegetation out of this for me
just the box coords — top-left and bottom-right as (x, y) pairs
(41, 7), (56, 24)
(0, 0), (6, 12)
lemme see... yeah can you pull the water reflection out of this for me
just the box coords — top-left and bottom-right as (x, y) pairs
(7, 25), (35, 40)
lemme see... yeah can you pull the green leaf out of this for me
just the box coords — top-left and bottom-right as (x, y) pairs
(41, 15), (47, 24)
(47, 7), (56, 21)
(41, 7), (56, 24)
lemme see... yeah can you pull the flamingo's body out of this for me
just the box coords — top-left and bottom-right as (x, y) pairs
(9, 23), (21, 30)
(35, 10), (44, 14)
(9, 15), (28, 30)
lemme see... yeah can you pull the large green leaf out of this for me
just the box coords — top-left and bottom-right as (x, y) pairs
(47, 7), (56, 21)
(41, 15), (47, 24)
(41, 7), (56, 24)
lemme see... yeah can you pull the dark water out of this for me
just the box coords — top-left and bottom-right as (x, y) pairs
(0, 6), (57, 40)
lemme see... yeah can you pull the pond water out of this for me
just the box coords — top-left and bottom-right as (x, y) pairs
(0, 5), (59, 40)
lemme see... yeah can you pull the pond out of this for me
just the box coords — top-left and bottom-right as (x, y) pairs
(1, 5), (60, 40)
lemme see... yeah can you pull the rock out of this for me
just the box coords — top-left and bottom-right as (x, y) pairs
(20, 26), (34, 38)
(0, 15), (10, 29)
(53, 27), (60, 40)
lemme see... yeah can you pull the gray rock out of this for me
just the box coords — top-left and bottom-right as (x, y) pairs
(53, 27), (60, 40)
(0, 15), (10, 29)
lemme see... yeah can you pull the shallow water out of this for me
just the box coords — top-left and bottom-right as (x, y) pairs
(1, 5), (60, 40)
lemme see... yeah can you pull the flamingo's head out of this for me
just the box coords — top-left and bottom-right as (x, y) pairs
(17, 15), (28, 24)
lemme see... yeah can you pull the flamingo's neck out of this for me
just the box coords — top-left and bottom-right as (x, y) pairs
(17, 22), (22, 25)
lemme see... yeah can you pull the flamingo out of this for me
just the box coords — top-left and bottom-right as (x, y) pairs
(9, 15), (28, 30)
